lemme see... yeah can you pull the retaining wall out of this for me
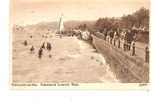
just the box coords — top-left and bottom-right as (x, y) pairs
(92, 35), (149, 83)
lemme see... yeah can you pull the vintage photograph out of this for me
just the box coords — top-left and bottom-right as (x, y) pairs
(10, 0), (149, 87)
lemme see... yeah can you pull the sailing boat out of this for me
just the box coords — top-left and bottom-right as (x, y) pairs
(58, 14), (64, 34)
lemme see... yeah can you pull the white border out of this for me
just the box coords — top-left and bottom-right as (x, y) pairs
(0, 0), (151, 100)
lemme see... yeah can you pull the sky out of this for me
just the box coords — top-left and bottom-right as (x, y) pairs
(11, 0), (150, 25)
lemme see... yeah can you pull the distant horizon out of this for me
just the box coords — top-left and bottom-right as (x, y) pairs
(13, 19), (96, 27)
(13, 7), (148, 27)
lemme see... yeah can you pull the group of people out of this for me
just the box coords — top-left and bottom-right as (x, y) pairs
(103, 28), (136, 55)
(38, 42), (52, 59)
(23, 34), (52, 59)
(98, 28), (149, 62)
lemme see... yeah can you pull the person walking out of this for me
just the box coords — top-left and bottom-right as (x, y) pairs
(113, 31), (118, 46)
(145, 46), (149, 63)
(131, 41), (135, 56)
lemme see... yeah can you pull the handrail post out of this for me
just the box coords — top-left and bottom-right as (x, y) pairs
(118, 39), (120, 48)
(124, 40), (126, 51)
(132, 41), (135, 56)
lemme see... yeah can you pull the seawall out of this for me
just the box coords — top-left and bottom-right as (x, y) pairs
(91, 35), (149, 83)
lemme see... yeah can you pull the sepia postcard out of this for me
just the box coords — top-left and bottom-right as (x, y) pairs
(10, 0), (150, 90)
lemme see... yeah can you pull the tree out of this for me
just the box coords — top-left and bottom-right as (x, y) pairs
(95, 7), (149, 31)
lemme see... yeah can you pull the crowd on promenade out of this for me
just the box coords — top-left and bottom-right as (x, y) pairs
(95, 28), (149, 63)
